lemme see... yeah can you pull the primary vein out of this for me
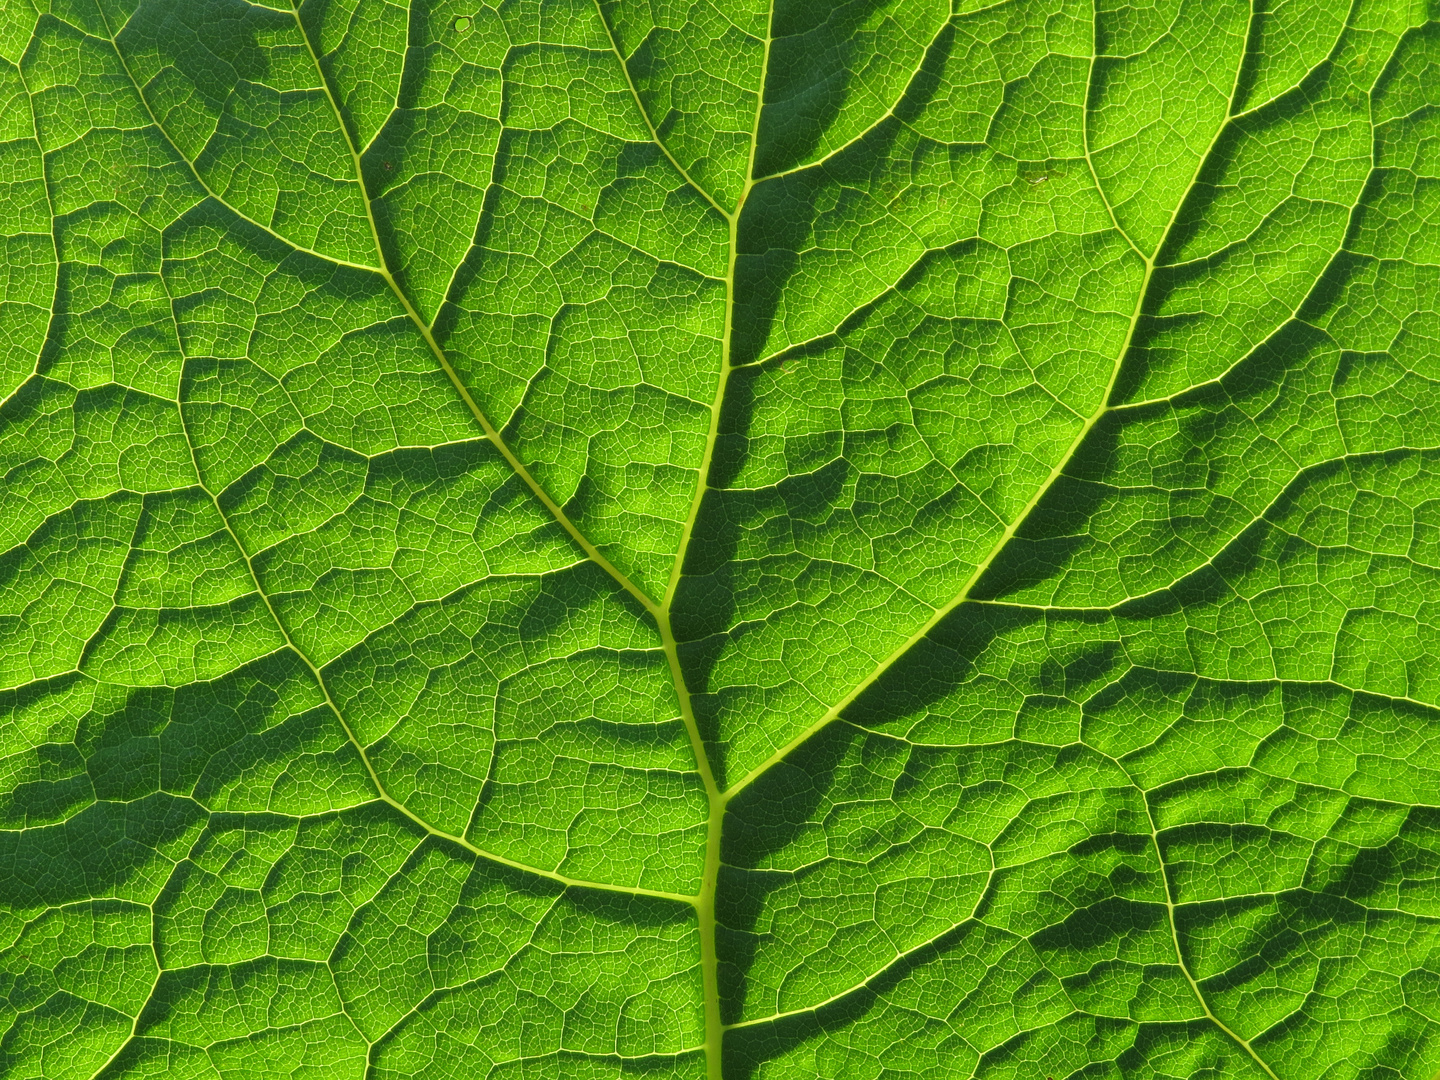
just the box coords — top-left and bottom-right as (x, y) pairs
(645, 7), (780, 1076)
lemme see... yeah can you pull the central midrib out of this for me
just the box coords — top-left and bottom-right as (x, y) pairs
(620, 3), (780, 1072)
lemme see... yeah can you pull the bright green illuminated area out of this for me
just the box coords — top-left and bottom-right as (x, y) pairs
(2, 1), (1440, 1078)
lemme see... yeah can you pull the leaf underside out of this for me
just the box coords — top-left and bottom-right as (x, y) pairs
(2, 0), (1440, 1078)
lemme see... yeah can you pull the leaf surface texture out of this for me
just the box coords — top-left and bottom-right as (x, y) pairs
(1, 1), (1438, 1078)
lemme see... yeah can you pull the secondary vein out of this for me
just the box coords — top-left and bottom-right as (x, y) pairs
(284, 1), (664, 621)
(1130, 773), (1284, 1080)
(90, 1), (691, 909)
(171, 405), (697, 907)
(721, 0), (1271, 808)
(593, 0), (734, 220)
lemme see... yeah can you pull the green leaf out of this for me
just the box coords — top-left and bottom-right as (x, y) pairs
(2, 1), (1439, 1078)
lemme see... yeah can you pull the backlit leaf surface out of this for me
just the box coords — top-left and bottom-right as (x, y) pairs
(1, 1), (1439, 1077)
